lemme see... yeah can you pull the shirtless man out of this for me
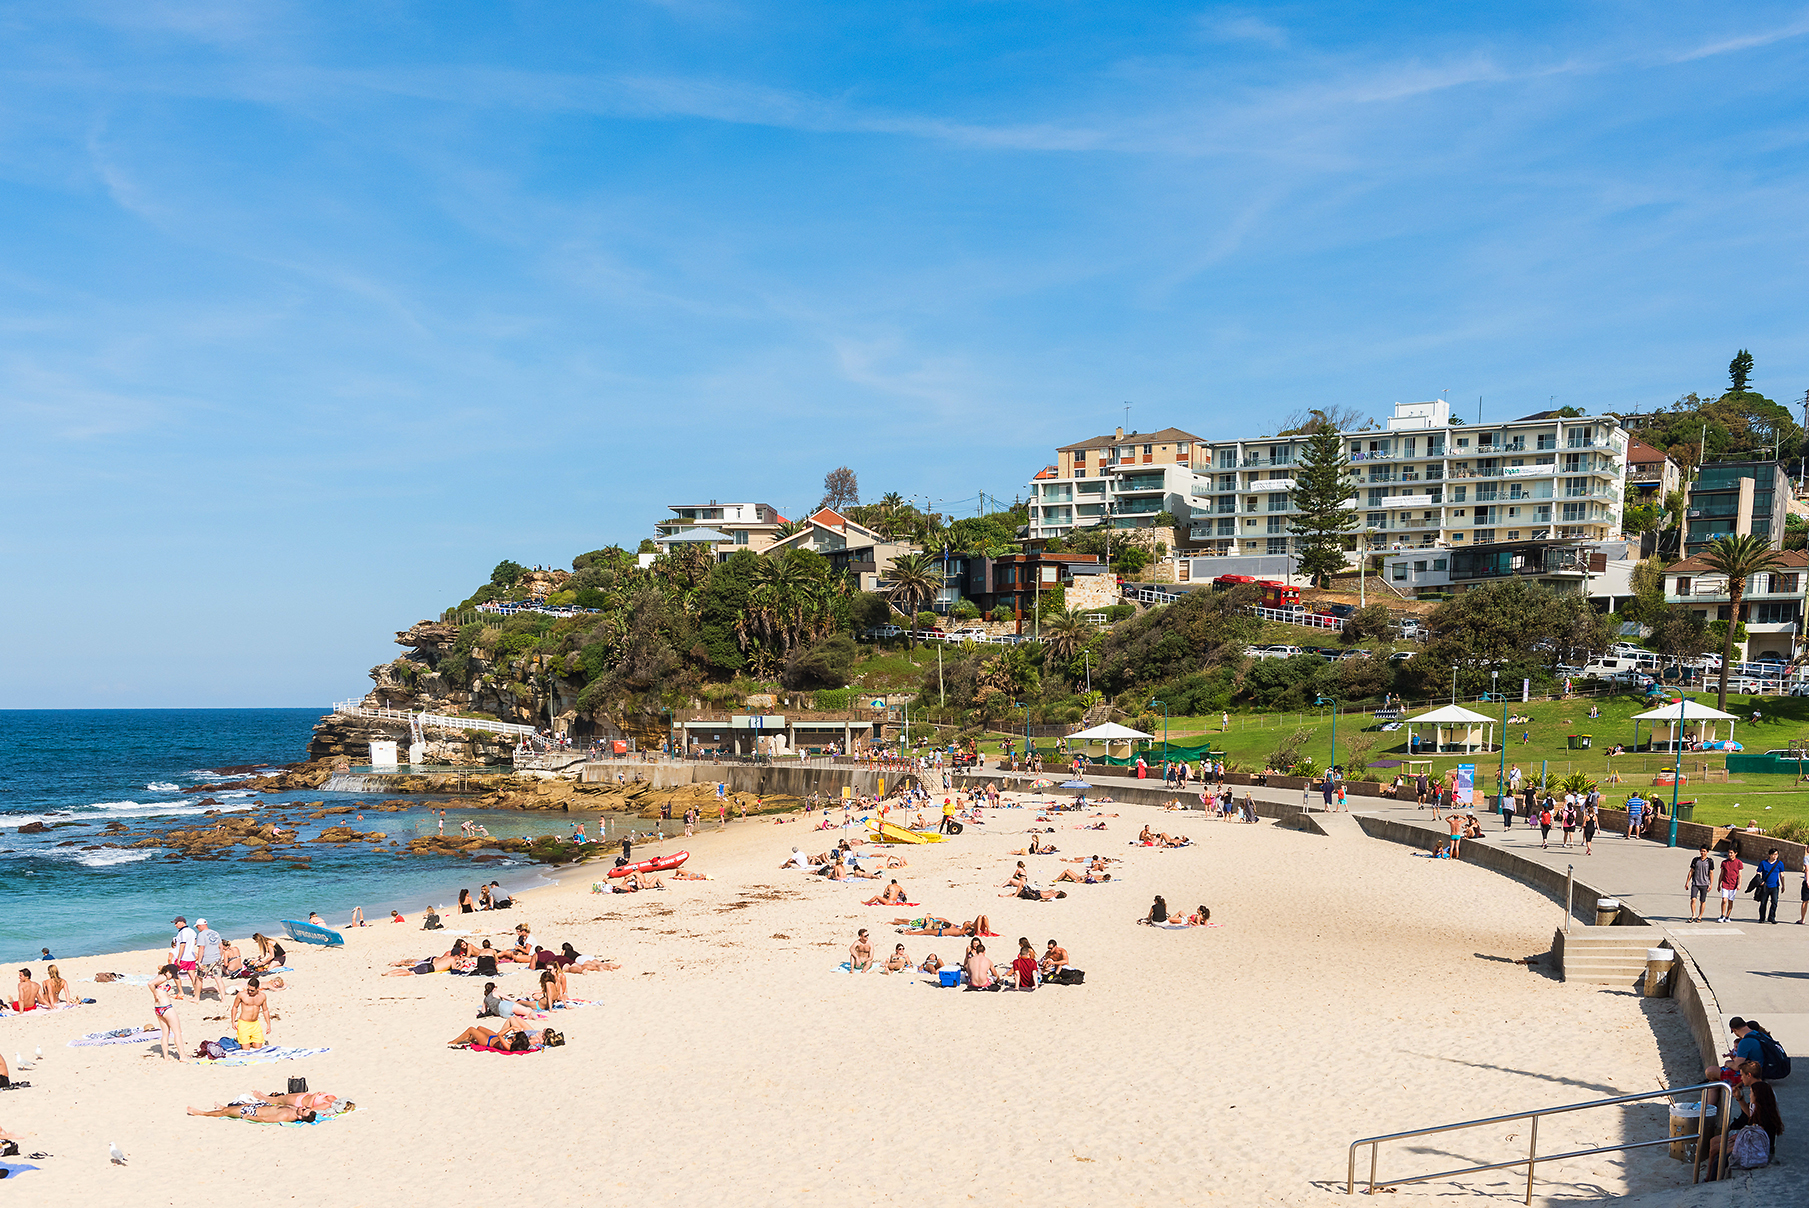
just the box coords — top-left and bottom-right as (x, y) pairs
(384, 941), (469, 976)
(862, 879), (908, 906)
(849, 929), (874, 971)
(187, 1102), (318, 1123)
(231, 977), (273, 1049)
(1003, 886), (1068, 901)
(14, 969), (42, 1011)
(1041, 940), (1070, 977)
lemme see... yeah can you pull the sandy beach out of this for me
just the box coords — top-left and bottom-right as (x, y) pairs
(1, 793), (1701, 1204)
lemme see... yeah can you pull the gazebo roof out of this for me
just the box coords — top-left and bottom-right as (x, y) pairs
(1631, 699), (1740, 722)
(1067, 722), (1154, 740)
(1408, 705), (1496, 725)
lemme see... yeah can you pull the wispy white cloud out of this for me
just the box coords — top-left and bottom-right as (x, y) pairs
(1200, 10), (1289, 50)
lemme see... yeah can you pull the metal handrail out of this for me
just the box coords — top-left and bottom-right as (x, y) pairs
(1347, 1080), (1732, 1203)
(332, 700), (537, 738)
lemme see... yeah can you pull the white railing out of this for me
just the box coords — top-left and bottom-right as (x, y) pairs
(332, 700), (537, 737)
(1124, 585), (1183, 604)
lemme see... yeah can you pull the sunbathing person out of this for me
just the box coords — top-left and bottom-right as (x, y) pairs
(1041, 940), (1070, 976)
(255, 1089), (346, 1112)
(553, 943), (618, 973)
(849, 929), (874, 971)
(894, 915), (993, 937)
(919, 952), (944, 974)
(384, 941), (469, 976)
(882, 943), (913, 973)
(1138, 825), (1156, 844)
(481, 981), (535, 1019)
(42, 964), (77, 1006)
(862, 879), (910, 906)
(622, 870), (666, 891)
(446, 1019), (563, 1049)
(1052, 867), (1110, 883)
(1004, 886), (1068, 901)
(187, 1102), (318, 1123)
(962, 942), (998, 991)
(1000, 862), (1029, 890)
(529, 969), (566, 1010)
(1186, 906), (1213, 926)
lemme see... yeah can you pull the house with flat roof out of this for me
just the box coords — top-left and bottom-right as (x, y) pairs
(1026, 426), (1209, 546)
(1681, 461), (1790, 555)
(654, 501), (789, 558)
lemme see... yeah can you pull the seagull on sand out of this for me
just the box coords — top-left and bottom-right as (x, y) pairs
(110, 1141), (127, 1165)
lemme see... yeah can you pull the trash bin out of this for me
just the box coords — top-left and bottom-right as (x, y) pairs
(1676, 800), (1695, 821)
(1644, 947), (1674, 998)
(1567, 733), (1592, 749)
(1595, 898), (1621, 927)
(1668, 1101), (1717, 1161)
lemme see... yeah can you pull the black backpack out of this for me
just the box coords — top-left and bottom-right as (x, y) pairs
(474, 954), (499, 977)
(1754, 1031), (1792, 1081)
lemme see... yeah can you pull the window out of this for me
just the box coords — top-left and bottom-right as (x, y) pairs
(1142, 444), (1152, 455)
(1216, 517), (1234, 536)
(1770, 573), (1800, 594)
(1176, 443), (1190, 460)
(1453, 509), (1466, 518)
(1456, 437), (1470, 448)
(1452, 486), (1466, 502)
(1474, 529), (1496, 543)
(1218, 450), (1236, 468)
(734, 530), (749, 545)
(1266, 537), (1289, 555)
(1393, 564), (1408, 581)
(1675, 576), (1690, 596)
(1412, 561), (1427, 572)
(1075, 469), (1086, 477)
(1433, 558), (1447, 571)
(1266, 516), (1285, 533)
(1219, 474), (1236, 490)
(1561, 503), (1583, 521)
(1754, 599), (1802, 624)
(1268, 492), (1289, 511)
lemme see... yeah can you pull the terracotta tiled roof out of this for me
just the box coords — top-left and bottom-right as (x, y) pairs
(1666, 549), (1809, 575)
(1627, 437), (1672, 465)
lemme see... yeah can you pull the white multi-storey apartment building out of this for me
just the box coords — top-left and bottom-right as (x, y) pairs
(1025, 426), (1209, 541)
(1188, 400), (1628, 561)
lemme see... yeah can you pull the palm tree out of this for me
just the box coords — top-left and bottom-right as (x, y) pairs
(1699, 533), (1787, 711)
(1040, 610), (1089, 670)
(885, 552), (941, 649)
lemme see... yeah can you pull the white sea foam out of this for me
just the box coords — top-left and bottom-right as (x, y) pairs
(1, 801), (257, 828)
(212, 790), (257, 799)
(146, 782), (181, 792)
(73, 849), (157, 867)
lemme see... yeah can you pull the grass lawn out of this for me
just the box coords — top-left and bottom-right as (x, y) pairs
(848, 647), (938, 692)
(986, 691), (1809, 829)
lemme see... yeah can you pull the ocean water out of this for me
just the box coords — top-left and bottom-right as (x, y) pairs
(0, 710), (620, 962)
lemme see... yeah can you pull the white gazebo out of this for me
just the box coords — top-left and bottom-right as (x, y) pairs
(1631, 698), (1740, 752)
(1067, 721), (1155, 762)
(1406, 704), (1497, 755)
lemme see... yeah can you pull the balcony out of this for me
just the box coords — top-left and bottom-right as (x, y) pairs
(1245, 479), (1297, 493)
(1628, 467), (1665, 482)
(1392, 494), (1436, 509)
(1349, 449), (1398, 461)
(1399, 518), (1434, 529)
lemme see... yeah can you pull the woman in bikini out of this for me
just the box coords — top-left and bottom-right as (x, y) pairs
(882, 944), (913, 972)
(42, 964), (77, 1006)
(150, 964), (185, 1062)
(861, 880), (909, 906)
(1000, 862), (1028, 890)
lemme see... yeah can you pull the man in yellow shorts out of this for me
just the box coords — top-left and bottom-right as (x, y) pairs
(231, 977), (272, 1049)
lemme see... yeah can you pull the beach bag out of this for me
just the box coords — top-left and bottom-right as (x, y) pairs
(474, 955), (499, 977)
(1055, 968), (1085, 985)
(195, 1040), (227, 1060)
(1753, 1032), (1791, 1080)
(1729, 1124), (1771, 1169)
(287, 1077), (308, 1094)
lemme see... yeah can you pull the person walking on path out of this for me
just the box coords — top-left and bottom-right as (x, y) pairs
(1717, 849), (1745, 922)
(1582, 804), (1597, 854)
(1755, 849), (1785, 924)
(1685, 845), (1716, 921)
(1538, 803), (1553, 849)
(1625, 793), (1645, 840)
(1500, 792), (1515, 830)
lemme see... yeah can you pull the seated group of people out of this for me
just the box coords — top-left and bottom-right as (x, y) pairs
(447, 1017), (566, 1052)
(996, 861), (1069, 901)
(957, 938), (1077, 990)
(386, 932), (616, 978)
(1700, 1018), (1787, 1175)
(1137, 896), (1211, 926)
(11, 965), (80, 1011)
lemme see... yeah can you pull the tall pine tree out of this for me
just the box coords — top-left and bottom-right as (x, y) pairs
(1289, 427), (1358, 587)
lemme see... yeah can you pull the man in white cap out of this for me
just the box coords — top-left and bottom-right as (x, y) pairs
(194, 917), (226, 1002)
(171, 915), (199, 1001)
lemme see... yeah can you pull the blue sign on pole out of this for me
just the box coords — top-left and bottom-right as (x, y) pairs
(1456, 763), (1475, 805)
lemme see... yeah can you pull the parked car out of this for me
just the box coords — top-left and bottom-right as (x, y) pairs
(1326, 603), (1357, 618)
(1388, 651), (1412, 663)
(1266, 644), (1305, 658)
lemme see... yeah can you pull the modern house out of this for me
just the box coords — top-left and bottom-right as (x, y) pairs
(761, 508), (919, 594)
(654, 502), (789, 557)
(1662, 549), (1807, 661)
(1026, 427), (1209, 545)
(961, 551), (1104, 628)
(1379, 539), (1640, 606)
(1681, 461), (1790, 555)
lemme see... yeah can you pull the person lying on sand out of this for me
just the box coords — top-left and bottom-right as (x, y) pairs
(255, 1089), (345, 1112)
(385, 941), (470, 976)
(883, 854), (909, 868)
(919, 952), (943, 974)
(1186, 906), (1213, 926)
(893, 915), (992, 937)
(446, 1020), (564, 1050)
(882, 943), (913, 973)
(1052, 867), (1109, 883)
(862, 880), (909, 906)
(188, 1102), (318, 1123)
(1003, 886), (1068, 901)
(622, 871), (666, 891)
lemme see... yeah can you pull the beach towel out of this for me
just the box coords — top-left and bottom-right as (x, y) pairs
(69, 1026), (158, 1047)
(280, 1102), (356, 1127)
(865, 901), (921, 907)
(550, 998), (597, 1010)
(0, 1160), (41, 1179)
(467, 1042), (540, 1055)
(197, 1045), (331, 1066)
(836, 962), (877, 973)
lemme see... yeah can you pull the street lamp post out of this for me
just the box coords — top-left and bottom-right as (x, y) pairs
(1084, 649), (1091, 695)
(1315, 694), (1338, 790)
(1494, 670), (1506, 810)
(1669, 696), (1685, 847)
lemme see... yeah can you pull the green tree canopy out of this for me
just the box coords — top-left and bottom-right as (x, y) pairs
(1288, 428), (1358, 587)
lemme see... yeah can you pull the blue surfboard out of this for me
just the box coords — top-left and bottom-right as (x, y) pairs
(280, 919), (345, 947)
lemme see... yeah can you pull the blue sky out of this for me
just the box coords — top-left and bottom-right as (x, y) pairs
(5, 2), (1808, 707)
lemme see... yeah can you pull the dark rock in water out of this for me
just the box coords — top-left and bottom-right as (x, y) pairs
(56, 840), (79, 847)
(82, 845), (103, 850)
(241, 851), (275, 862)
(18, 822), (47, 834)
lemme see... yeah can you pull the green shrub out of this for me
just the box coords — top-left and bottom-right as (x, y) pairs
(545, 589), (577, 607)
(1768, 818), (1809, 845)
(811, 687), (857, 711)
